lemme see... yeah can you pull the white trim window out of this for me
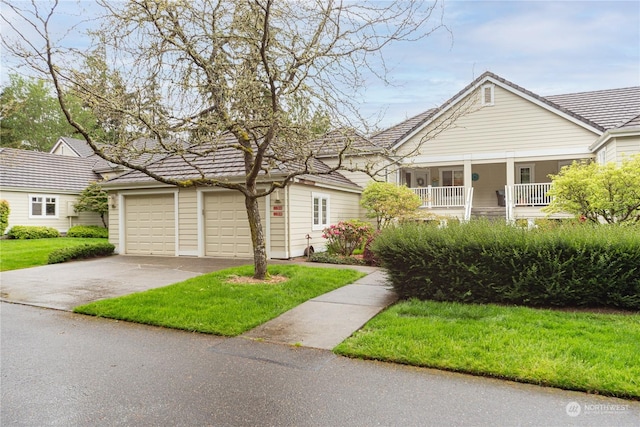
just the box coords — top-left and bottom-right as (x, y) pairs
(312, 192), (329, 230)
(481, 83), (495, 106)
(516, 164), (535, 184)
(596, 148), (607, 164)
(440, 169), (464, 186)
(29, 195), (58, 218)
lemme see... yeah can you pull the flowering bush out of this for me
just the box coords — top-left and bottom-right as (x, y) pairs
(322, 219), (373, 256)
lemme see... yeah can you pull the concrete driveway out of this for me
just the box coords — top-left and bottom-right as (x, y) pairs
(0, 255), (254, 311)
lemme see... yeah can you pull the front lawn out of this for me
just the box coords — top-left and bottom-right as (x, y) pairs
(335, 299), (640, 399)
(75, 264), (366, 336)
(0, 238), (109, 271)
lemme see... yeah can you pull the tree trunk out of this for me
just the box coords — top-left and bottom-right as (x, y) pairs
(245, 195), (268, 280)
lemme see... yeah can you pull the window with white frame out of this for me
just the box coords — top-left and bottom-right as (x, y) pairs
(516, 164), (535, 184)
(440, 169), (464, 186)
(30, 195), (58, 218)
(597, 148), (607, 164)
(481, 84), (494, 106)
(312, 193), (329, 230)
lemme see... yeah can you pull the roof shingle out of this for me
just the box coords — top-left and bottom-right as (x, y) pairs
(0, 148), (103, 192)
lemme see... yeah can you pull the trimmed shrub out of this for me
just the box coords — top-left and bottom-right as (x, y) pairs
(48, 242), (115, 264)
(7, 225), (60, 239)
(310, 251), (367, 266)
(0, 200), (9, 234)
(67, 225), (108, 238)
(372, 221), (640, 310)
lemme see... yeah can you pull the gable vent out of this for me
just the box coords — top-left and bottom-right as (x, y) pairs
(482, 84), (494, 106)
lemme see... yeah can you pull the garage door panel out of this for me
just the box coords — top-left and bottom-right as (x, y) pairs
(125, 194), (175, 256)
(204, 192), (253, 257)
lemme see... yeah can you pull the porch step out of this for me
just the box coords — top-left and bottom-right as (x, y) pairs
(471, 207), (506, 219)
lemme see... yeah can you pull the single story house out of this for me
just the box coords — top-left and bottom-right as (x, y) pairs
(99, 71), (639, 258)
(0, 147), (106, 233)
(101, 145), (362, 258)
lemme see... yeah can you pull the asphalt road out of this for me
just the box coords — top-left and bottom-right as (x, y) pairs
(2, 303), (638, 426)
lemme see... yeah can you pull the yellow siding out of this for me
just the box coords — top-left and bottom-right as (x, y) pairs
(397, 85), (598, 160)
(268, 193), (287, 258)
(613, 136), (640, 164)
(108, 191), (119, 251)
(288, 183), (361, 256)
(1, 190), (103, 233)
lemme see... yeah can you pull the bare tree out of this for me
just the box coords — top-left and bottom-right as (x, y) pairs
(2, 0), (447, 279)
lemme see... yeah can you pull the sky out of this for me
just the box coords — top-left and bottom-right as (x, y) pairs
(1, 0), (639, 129)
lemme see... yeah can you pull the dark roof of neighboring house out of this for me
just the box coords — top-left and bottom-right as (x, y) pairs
(105, 137), (360, 190)
(370, 109), (436, 149)
(309, 128), (382, 156)
(58, 136), (96, 158)
(371, 71), (640, 149)
(620, 114), (640, 129)
(546, 87), (640, 131)
(0, 148), (103, 192)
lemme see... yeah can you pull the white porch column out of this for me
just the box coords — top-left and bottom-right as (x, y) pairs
(464, 155), (472, 189)
(506, 153), (515, 187)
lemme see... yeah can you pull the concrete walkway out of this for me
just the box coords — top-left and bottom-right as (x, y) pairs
(243, 269), (396, 349)
(1, 255), (395, 349)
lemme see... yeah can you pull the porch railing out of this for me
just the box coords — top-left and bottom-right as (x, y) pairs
(412, 185), (466, 208)
(513, 183), (552, 206)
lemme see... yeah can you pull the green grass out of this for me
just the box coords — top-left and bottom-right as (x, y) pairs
(0, 237), (109, 271)
(335, 299), (640, 399)
(75, 264), (366, 336)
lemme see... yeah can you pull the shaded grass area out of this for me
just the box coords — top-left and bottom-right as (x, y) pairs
(335, 299), (640, 399)
(75, 264), (366, 336)
(0, 238), (108, 271)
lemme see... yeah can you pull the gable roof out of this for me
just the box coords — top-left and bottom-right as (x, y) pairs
(379, 71), (640, 150)
(52, 136), (96, 158)
(0, 148), (103, 193)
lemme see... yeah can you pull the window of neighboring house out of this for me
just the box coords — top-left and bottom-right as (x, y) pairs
(481, 84), (494, 106)
(516, 164), (535, 184)
(440, 169), (464, 186)
(30, 195), (58, 218)
(597, 148), (607, 164)
(312, 193), (329, 230)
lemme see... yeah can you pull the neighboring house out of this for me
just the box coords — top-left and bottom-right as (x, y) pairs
(50, 136), (126, 180)
(100, 71), (640, 259)
(0, 147), (106, 233)
(322, 71), (640, 222)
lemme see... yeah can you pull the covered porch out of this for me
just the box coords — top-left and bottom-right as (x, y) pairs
(402, 157), (583, 221)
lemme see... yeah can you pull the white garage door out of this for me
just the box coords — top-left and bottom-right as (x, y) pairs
(125, 194), (175, 255)
(204, 192), (252, 257)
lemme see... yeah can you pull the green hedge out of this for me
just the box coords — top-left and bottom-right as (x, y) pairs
(66, 225), (108, 238)
(7, 225), (60, 239)
(48, 242), (115, 264)
(310, 251), (367, 265)
(372, 221), (640, 310)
